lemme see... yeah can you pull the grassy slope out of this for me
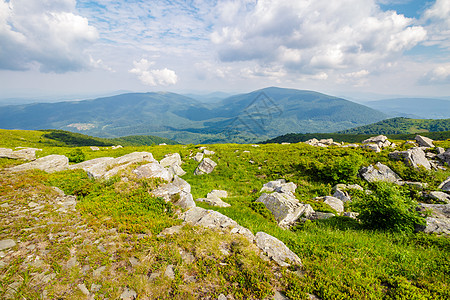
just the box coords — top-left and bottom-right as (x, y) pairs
(1, 133), (450, 299)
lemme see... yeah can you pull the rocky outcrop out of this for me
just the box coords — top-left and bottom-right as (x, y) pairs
(256, 193), (314, 227)
(362, 135), (391, 149)
(315, 196), (344, 213)
(159, 153), (182, 168)
(359, 162), (402, 184)
(133, 162), (173, 182)
(362, 144), (381, 153)
(415, 135), (434, 148)
(192, 152), (203, 162)
(416, 203), (450, 234)
(389, 147), (431, 170)
(152, 176), (195, 209)
(197, 190), (230, 207)
(194, 158), (217, 175)
(260, 179), (296, 194)
(8, 154), (69, 173)
(255, 232), (302, 267)
(424, 191), (450, 204)
(0, 147), (40, 160)
(437, 149), (450, 166)
(438, 177), (450, 192)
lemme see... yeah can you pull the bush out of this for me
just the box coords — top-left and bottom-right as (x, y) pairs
(67, 148), (85, 163)
(352, 182), (425, 233)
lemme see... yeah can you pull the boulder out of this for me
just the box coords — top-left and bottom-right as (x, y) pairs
(8, 155), (69, 173)
(416, 203), (450, 234)
(168, 164), (187, 177)
(0, 148), (13, 158)
(260, 179), (296, 194)
(197, 190), (231, 208)
(359, 162), (402, 184)
(133, 162), (173, 182)
(437, 149), (450, 166)
(438, 177), (450, 192)
(362, 135), (391, 148)
(362, 144), (381, 153)
(174, 191), (196, 209)
(0, 148), (39, 160)
(182, 207), (237, 229)
(69, 157), (114, 171)
(207, 190), (228, 199)
(436, 147), (445, 155)
(151, 176), (195, 209)
(317, 196), (344, 213)
(415, 135), (434, 148)
(332, 188), (351, 203)
(203, 149), (215, 155)
(194, 158), (217, 175)
(389, 147), (431, 170)
(160, 153), (182, 168)
(308, 212), (335, 220)
(90, 146), (100, 151)
(172, 176), (191, 193)
(255, 232), (302, 267)
(425, 191), (450, 204)
(193, 152), (204, 162)
(256, 193), (314, 227)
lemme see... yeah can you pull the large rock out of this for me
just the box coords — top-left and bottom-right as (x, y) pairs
(256, 193), (314, 227)
(8, 155), (69, 173)
(0, 148), (39, 160)
(197, 190), (231, 207)
(415, 135), (434, 148)
(437, 149), (450, 166)
(192, 152), (204, 162)
(69, 157), (114, 171)
(362, 143), (381, 153)
(416, 203), (450, 234)
(151, 176), (195, 209)
(133, 162), (173, 182)
(167, 164), (186, 177)
(255, 232), (302, 267)
(174, 191), (196, 210)
(260, 179), (297, 194)
(194, 158), (217, 175)
(438, 177), (450, 192)
(425, 191), (450, 204)
(389, 147), (431, 170)
(359, 162), (402, 184)
(160, 153), (182, 168)
(315, 196), (344, 213)
(362, 135), (391, 148)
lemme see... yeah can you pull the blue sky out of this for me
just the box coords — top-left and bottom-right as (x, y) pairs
(0, 0), (449, 101)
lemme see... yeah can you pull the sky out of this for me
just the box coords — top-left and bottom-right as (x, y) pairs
(0, 0), (449, 101)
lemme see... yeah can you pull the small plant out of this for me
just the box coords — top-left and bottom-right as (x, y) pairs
(352, 182), (425, 233)
(67, 148), (85, 163)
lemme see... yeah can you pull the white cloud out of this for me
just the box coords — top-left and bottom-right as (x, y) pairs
(422, 0), (450, 48)
(0, 0), (98, 72)
(129, 58), (178, 86)
(421, 64), (450, 84)
(211, 0), (427, 75)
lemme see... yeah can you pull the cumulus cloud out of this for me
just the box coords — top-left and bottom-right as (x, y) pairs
(211, 0), (427, 76)
(421, 64), (450, 84)
(0, 0), (98, 72)
(422, 0), (450, 48)
(129, 59), (178, 86)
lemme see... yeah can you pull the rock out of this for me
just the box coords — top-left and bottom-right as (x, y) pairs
(90, 146), (100, 151)
(260, 179), (297, 194)
(319, 138), (334, 145)
(402, 181), (427, 190)
(158, 225), (184, 237)
(207, 190), (228, 199)
(362, 135), (391, 148)
(152, 182), (195, 208)
(436, 147), (445, 155)
(91, 283), (101, 292)
(425, 191), (450, 204)
(182, 207), (237, 229)
(112, 145), (123, 149)
(308, 212), (335, 220)
(149, 273), (160, 281)
(321, 196), (344, 213)
(193, 152), (204, 162)
(416, 203), (450, 234)
(133, 162), (173, 182)
(333, 188), (351, 203)
(419, 203), (450, 218)
(164, 264), (175, 279)
(180, 250), (195, 264)
(389, 147), (431, 170)
(0, 148), (39, 160)
(203, 149), (215, 155)
(0, 148), (13, 158)
(197, 190), (230, 207)
(415, 135), (434, 148)
(438, 177), (450, 191)
(256, 193), (314, 227)
(0, 239), (16, 250)
(194, 158), (217, 175)
(359, 162), (402, 184)
(172, 176), (191, 193)
(129, 257), (140, 267)
(255, 232), (302, 267)
(69, 157), (114, 171)
(168, 164), (186, 176)
(8, 154), (69, 173)
(120, 287), (137, 300)
(160, 153), (182, 167)
(77, 283), (90, 296)
(174, 191), (196, 209)
(218, 294), (227, 300)
(362, 143), (381, 153)
(274, 291), (289, 300)
(343, 212), (359, 219)
(93, 266), (106, 277)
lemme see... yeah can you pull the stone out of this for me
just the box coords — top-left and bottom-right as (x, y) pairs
(129, 257), (140, 267)
(256, 193), (314, 227)
(333, 188), (351, 203)
(90, 146), (100, 151)
(11, 148), (39, 160)
(419, 203), (450, 219)
(260, 179), (297, 194)
(197, 189), (231, 207)
(322, 196), (344, 213)
(207, 190), (228, 199)
(274, 291), (290, 300)
(164, 264), (175, 279)
(218, 294), (227, 300)
(133, 162), (173, 182)
(160, 153), (182, 167)
(193, 152), (204, 162)
(93, 266), (106, 277)
(182, 207), (237, 229)
(0, 239), (16, 250)
(362, 135), (390, 148)
(203, 149), (215, 155)
(69, 157), (114, 171)
(0, 148), (13, 158)
(255, 232), (302, 267)
(309, 212), (335, 220)
(174, 191), (196, 209)
(436, 147), (445, 155)
(77, 283), (90, 296)
(8, 154), (69, 173)
(389, 147), (431, 170)
(112, 145), (123, 149)
(172, 176), (191, 193)
(438, 177), (450, 192)
(416, 204), (450, 234)
(120, 287), (137, 300)
(425, 191), (450, 204)
(149, 273), (160, 281)
(415, 135), (434, 148)
(158, 225), (184, 237)
(343, 212), (359, 219)
(362, 143), (381, 153)
(180, 250), (195, 264)
(194, 158), (217, 175)
(168, 164), (187, 176)
(359, 162), (402, 184)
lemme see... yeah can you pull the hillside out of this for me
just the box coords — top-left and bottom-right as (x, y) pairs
(1, 130), (449, 299)
(365, 98), (450, 119)
(0, 87), (387, 144)
(336, 117), (450, 135)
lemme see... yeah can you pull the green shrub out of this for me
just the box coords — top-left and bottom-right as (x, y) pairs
(67, 148), (86, 163)
(352, 182), (425, 233)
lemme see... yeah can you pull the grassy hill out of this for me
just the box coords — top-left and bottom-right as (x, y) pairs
(0, 87), (388, 144)
(0, 130), (449, 299)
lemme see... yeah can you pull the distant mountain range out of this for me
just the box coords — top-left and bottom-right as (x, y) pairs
(0, 87), (388, 143)
(364, 98), (450, 119)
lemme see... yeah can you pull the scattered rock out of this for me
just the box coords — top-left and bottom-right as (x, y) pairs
(91, 283), (101, 292)
(362, 143), (381, 153)
(260, 179), (296, 194)
(8, 154), (69, 173)
(359, 162), (402, 184)
(120, 287), (137, 300)
(77, 283), (90, 296)
(308, 212), (335, 220)
(0, 239), (16, 250)
(197, 189), (230, 207)
(0, 147), (40, 160)
(112, 145), (123, 149)
(218, 294), (227, 300)
(174, 191), (196, 209)
(416, 203), (450, 234)
(149, 273), (160, 281)
(257, 192), (314, 227)
(343, 212), (359, 219)
(389, 147), (431, 170)
(438, 177), (450, 191)
(362, 135), (391, 148)
(194, 158), (217, 175)
(207, 190), (228, 199)
(133, 162), (173, 182)
(93, 266), (106, 277)
(90, 146), (100, 151)
(158, 225), (184, 237)
(180, 250), (195, 264)
(193, 152), (204, 162)
(168, 163), (187, 176)
(129, 257), (140, 267)
(320, 196), (344, 213)
(159, 153), (182, 168)
(203, 149), (215, 155)
(274, 291), (290, 300)
(164, 264), (175, 279)
(255, 232), (302, 267)
(332, 188), (351, 203)
(425, 191), (450, 204)
(415, 135), (434, 148)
